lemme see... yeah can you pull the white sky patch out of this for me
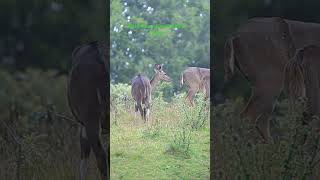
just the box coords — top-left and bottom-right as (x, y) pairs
(147, 6), (154, 14)
(141, 48), (145, 52)
(129, 54), (132, 58)
(127, 48), (130, 51)
(122, 8), (128, 15)
(200, 13), (203, 17)
(192, 60), (195, 64)
(178, 33), (182, 37)
(125, 62), (129, 65)
(174, 28), (178, 31)
(148, 64), (152, 67)
(127, 16), (131, 20)
(113, 26), (119, 32)
(124, 2), (127, 6)
(128, 31), (132, 35)
(143, 4), (147, 8)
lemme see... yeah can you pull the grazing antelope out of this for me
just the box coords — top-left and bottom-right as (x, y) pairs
(131, 64), (171, 122)
(67, 41), (109, 180)
(180, 67), (210, 106)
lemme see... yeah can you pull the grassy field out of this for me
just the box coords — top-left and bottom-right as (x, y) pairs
(110, 83), (210, 180)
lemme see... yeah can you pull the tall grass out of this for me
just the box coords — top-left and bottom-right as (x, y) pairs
(0, 69), (104, 179)
(212, 97), (320, 179)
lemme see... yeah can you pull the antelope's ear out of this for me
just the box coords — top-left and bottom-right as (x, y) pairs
(154, 64), (161, 70)
(160, 64), (164, 70)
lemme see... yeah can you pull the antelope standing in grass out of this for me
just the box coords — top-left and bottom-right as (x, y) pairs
(180, 67), (210, 106)
(68, 41), (109, 180)
(131, 64), (171, 122)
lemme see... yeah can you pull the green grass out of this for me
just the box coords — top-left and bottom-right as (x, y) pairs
(110, 86), (210, 180)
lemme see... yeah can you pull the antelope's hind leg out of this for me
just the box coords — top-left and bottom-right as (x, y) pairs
(80, 126), (91, 180)
(186, 89), (196, 106)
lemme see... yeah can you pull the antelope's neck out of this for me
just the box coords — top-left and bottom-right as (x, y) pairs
(150, 74), (160, 92)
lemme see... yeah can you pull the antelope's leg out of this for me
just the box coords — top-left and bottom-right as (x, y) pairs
(241, 87), (279, 143)
(137, 103), (144, 121)
(92, 137), (108, 180)
(98, 87), (108, 134)
(80, 126), (91, 180)
(186, 89), (196, 106)
(85, 123), (108, 180)
(134, 103), (139, 119)
(145, 101), (151, 124)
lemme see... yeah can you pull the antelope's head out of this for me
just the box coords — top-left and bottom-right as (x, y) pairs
(154, 64), (171, 82)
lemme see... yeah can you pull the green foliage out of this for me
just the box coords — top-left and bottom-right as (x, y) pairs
(0, 68), (90, 179)
(0, 1), (106, 71)
(111, 0), (210, 96)
(167, 93), (209, 156)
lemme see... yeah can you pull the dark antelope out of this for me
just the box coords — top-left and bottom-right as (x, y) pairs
(180, 67), (210, 105)
(224, 17), (320, 143)
(131, 64), (171, 122)
(67, 41), (109, 180)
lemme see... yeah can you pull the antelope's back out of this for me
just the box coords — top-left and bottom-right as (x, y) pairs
(68, 41), (108, 122)
(131, 75), (151, 103)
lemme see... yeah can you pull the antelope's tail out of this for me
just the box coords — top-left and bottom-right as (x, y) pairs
(180, 73), (184, 88)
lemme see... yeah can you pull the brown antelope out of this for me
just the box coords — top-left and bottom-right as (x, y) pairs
(224, 17), (320, 143)
(180, 67), (210, 106)
(131, 64), (171, 122)
(67, 41), (109, 180)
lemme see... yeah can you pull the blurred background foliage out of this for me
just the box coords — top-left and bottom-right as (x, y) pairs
(214, 0), (320, 99)
(0, 0), (106, 72)
(110, 0), (210, 99)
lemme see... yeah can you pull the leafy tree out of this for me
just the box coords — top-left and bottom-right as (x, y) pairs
(111, 0), (210, 98)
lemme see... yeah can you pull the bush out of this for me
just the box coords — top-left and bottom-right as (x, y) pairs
(166, 93), (209, 156)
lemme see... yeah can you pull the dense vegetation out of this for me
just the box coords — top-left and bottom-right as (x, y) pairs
(212, 97), (320, 179)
